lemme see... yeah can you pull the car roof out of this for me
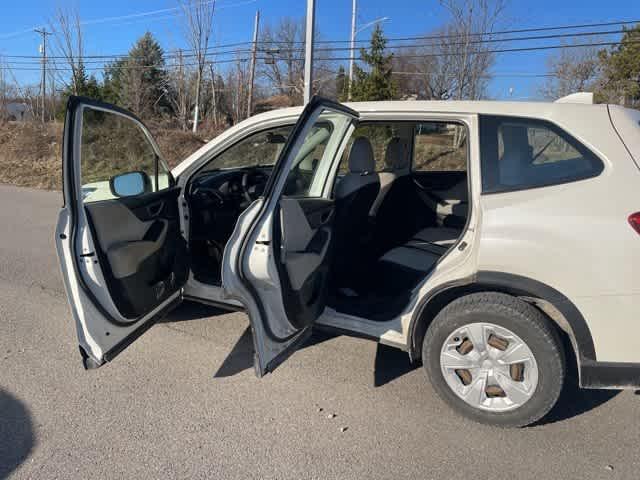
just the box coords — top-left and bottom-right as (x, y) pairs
(249, 99), (610, 123)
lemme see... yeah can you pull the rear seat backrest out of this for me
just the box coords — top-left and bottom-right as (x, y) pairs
(369, 137), (411, 217)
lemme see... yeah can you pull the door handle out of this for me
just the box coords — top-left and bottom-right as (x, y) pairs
(319, 211), (333, 225)
(147, 202), (164, 217)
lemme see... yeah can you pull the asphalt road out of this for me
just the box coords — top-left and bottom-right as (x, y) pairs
(1, 184), (639, 480)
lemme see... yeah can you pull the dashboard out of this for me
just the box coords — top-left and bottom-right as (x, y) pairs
(190, 166), (273, 210)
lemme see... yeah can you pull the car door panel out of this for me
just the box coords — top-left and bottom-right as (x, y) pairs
(222, 97), (358, 376)
(56, 96), (188, 369)
(276, 197), (333, 328)
(84, 187), (188, 319)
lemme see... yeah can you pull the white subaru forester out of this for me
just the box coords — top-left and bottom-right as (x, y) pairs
(56, 93), (640, 427)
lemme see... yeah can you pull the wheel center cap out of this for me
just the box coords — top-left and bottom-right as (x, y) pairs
(481, 359), (493, 370)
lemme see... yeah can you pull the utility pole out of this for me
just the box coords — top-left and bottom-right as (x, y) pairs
(209, 63), (218, 128)
(34, 28), (52, 123)
(303, 0), (315, 105)
(247, 10), (260, 118)
(348, 0), (356, 101)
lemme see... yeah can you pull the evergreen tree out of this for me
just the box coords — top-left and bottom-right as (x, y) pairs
(597, 24), (640, 108)
(335, 65), (348, 101)
(350, 25), (397, 101)
(105, 32), (168, 117)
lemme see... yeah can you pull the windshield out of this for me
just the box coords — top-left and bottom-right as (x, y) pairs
(201, 126), (293, 172)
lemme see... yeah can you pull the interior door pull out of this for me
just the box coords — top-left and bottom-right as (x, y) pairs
(147, 202), (164, 216)
(320, 211), (332, 224)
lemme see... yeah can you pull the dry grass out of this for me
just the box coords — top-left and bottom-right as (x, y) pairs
(0, 121), (63, 190)
(0, 120), (211, 190)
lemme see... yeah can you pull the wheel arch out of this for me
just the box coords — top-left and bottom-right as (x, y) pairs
(409, 271), (597, 370)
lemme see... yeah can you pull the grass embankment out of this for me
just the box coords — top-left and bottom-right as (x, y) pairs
(0, 121), (209, 190)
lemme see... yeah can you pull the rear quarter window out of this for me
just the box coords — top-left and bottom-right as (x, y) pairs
(479, 115), (604, 193)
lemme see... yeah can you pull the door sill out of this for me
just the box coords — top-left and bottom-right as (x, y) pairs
(316, 308), (407, 350)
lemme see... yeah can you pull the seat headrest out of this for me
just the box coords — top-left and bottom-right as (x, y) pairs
(348, 137), (375, 174)
(384, 137), (409, 170)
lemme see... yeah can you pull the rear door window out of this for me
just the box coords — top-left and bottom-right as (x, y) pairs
(479, 115), (603, 193)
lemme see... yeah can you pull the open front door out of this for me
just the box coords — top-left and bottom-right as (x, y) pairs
(55, 97), (189, 369)
(222, 97), (358, 376)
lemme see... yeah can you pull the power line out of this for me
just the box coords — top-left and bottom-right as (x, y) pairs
(311, 39), (640, 62)
(3, 18), (639, 62)
(314, 18), (640, 45)
(2, 26), (634, 68)
(6, 38), (639, 72)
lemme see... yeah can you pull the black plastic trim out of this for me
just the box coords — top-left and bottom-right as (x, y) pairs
(408, 271), (597, 363)
(580, 360), (640, 389)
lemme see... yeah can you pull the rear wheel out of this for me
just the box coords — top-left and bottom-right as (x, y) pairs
(423, 292), (565, 427)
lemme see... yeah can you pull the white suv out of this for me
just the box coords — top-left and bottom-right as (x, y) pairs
(56, 95), (640, 427)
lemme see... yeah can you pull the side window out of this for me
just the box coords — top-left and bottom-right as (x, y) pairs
(81, 107), (170, 203)
(480, 115), (604, 193)
(282, 121), (334, 197)
(202, 125), (293, 171)
(413, 122), (467, 172)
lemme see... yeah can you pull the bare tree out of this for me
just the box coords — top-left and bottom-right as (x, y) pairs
(539, 45), (601, 100)
(167, 49), (191, 130)
(49, 8), (86, 96)
(259, 17), (335, 105)
(0, 57), (9, 120)
(225, 56), (250, 124)
(395, 0), (506, 100)
(259, 17), (305, 104)
(180, 0), (215, 132)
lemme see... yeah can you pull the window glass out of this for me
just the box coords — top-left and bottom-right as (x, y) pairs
(413, 123), (467, 172)
(202, 126), (293, 172)
(282, 118), (335, 197)
(337, 123), (409, 174)
(80, 107), (169, 203)
(279, 109), (353, 198)
(480, 115), (603, 193)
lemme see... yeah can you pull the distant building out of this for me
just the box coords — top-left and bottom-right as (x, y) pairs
(4, 102), (32, 121)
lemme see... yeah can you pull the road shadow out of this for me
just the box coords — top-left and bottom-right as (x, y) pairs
(0, 388), (34, 479)
(213, 326), (254, 377)
(212, 327), (418, 387)
(534, 378), (619, 426)
(533, 341), (619, 426)
(160, 300), (229, 324)
(373, 343), (419, 387)
(213, 328), (338, 378)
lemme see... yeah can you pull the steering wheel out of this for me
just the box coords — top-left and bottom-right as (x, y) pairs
(193, 187), (225, 208)
(241, 169), (269, 203)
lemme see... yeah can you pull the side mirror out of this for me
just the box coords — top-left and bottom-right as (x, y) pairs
(109, 171), (151, 198)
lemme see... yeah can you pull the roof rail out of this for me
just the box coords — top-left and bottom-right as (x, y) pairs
(554, 92), (594, 104)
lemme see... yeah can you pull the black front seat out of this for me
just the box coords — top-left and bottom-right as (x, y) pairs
(332, 137), (380, 287)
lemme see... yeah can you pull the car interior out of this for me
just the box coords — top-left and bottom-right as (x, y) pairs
(185, 119), (470, 322)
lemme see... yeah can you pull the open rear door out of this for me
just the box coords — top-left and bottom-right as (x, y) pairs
(55, 97), (189, 369)
(222, 97), (358, 376)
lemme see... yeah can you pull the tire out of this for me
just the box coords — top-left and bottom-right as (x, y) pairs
(422, 292), (565, 428)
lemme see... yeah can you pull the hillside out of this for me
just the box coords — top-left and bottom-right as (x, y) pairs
(0, 121), (209, 190)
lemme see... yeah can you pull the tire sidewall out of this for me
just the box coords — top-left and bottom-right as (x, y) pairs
(423, 299), (564, 427)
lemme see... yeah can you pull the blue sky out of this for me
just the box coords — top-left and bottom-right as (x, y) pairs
(1, 0), (638, 99)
